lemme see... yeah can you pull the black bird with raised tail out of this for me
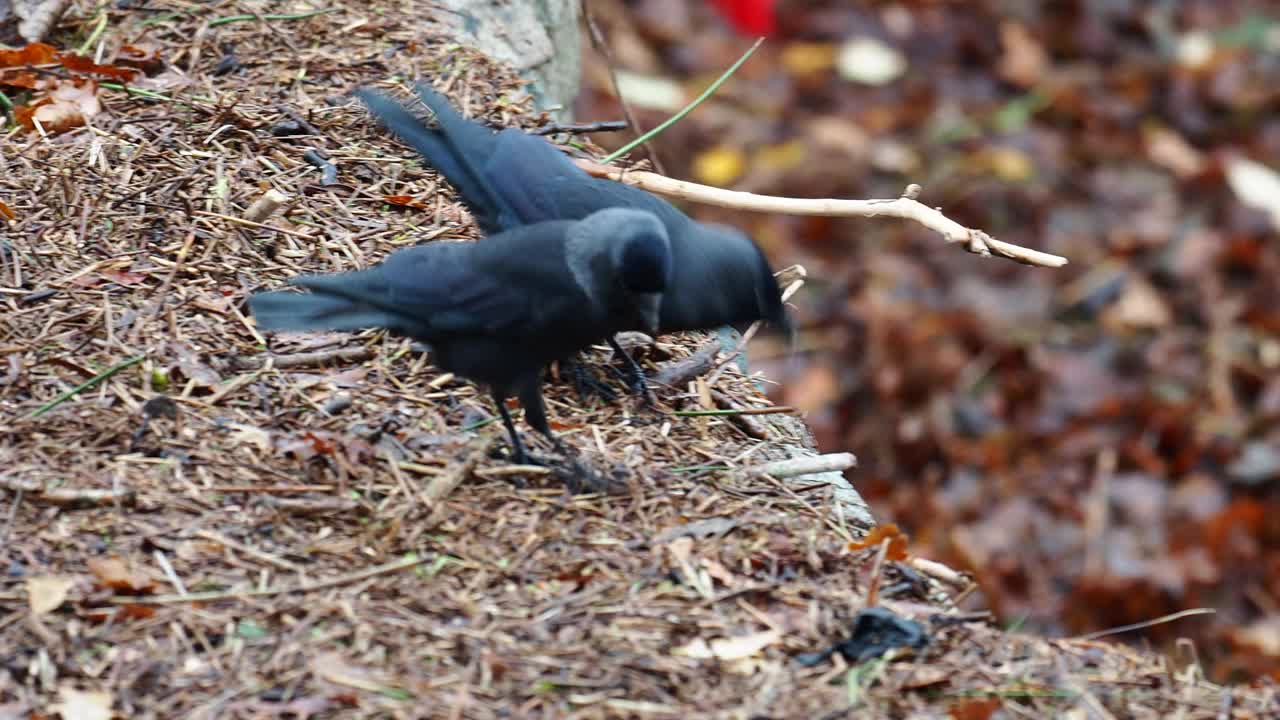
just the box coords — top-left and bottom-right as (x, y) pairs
(355, 84), (791, 395)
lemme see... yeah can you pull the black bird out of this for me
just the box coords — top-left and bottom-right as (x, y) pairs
(355, 84), (791, 395)
(248, 208), (672, 463)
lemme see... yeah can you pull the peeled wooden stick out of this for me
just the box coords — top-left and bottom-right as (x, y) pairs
(748, 452), (858, 478)
(574, 161), (1068, 268)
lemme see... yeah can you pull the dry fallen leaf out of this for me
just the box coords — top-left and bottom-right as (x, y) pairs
(837, 36), (907, 85)
(780, 41), (836, 76)
(1224, 156), (1280, 231)
(673, 630), (781, 660)
(312, 652), (400, 694)
(997, 21), (1048, 88)
(1143, 126), (1206, 179)
(49, 685), (113, 720)
(27, 575), (77, 616)
(1103, 278), (1172, 331)
(87, 556), (156, 594)
(692, 146), (746, 187)
(848, 523), (911, 561)
(15, 77), (101, 134)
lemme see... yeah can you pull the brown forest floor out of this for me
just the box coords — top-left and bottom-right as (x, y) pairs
(0, 2), (1276, 718)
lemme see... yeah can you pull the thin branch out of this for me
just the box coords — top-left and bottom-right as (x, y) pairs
(748, 452), (858, 478)
(0, 478), (136, 508)
(232, 346), (375, 371)
(673, 405), (796, 417)
(603, 37), (766, 165)
(574, 163), (1069, 268)
(583, 4), (667, 175)
(1069, 608), (1216, 642)
(530, 120), (628, 136)
(109, 555), (436, 605)
(26, 354), (145, 419)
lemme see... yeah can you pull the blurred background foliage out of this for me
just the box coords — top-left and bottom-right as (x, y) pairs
(575, 0), (1280, 682)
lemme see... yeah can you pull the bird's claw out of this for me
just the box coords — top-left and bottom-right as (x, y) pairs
(570, 362), (618, 403)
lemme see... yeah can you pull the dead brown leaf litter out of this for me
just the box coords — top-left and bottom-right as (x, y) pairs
(0, 2), (1275, 717)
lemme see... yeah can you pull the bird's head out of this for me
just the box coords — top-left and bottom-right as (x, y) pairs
(569, 208), (672, 336)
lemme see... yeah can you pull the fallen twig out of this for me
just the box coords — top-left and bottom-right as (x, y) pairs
(574, 162), (1068, 268)
(208, 8), (339, 28)
(207, 485), (334, 494)
(908, 557), (969, 589)
(530, 120), (628, 136)
(25, 354), (145, 419)
(424, 437), (496, 505)
(192, 529), (303, 572)
(242, 189), (290, 223)
(1069, 608), (1217, 642)
(263, 496), (363, 516)
(652, 341), (720, 388)
(0, 478), (136, 508)
(748, 452), (858, 478)
(473, 465), (553, 478)
(673, 405), (796, 417)
(707, 389), (771, 439)
(232, 346), (375, 371)
(109, 554), (433, 605)
(864, 536), (893, 608)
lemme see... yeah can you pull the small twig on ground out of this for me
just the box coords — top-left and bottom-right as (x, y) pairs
(704, 389), (771, 439)
(1069, 608), (1217, 642)
(864, 536), (892, 608)
(424, 437), (495, 506)
(153, 549), (188, 596)
(575, 162), (1069, 268)
(207, 485), (334, 494)
(530, 120), (628, 136)
(193, 210), (312, 238)
(908, 557), (968, 589)
(704, 268), (806, 387)
(208, 8), (338, 28)
(193, 529), (303, 572)
(25, 354), (145, 419)
(232, 346), (375, 371)
(263, 496), (363, 516)
(0, 478), (137, 508)
(673, 405), (796, 418)
(242, 189), (290, 224)
(473, 465), (553, 478)
(748, 452), (857, 479)
(652, 341), (720, 388)
(110, 555), (432, 604)
(1, 488), (22, 544)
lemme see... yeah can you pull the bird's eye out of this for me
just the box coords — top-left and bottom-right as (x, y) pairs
(620, 235), (669, 293)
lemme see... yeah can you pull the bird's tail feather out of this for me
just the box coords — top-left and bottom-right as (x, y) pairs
(355, 87), (509, 234)
(248, 289), (398, 334)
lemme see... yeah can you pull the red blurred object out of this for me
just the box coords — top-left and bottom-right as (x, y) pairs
(708, 0), (776, 36)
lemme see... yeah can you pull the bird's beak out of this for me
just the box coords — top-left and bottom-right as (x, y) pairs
(635, 292), (662, 336)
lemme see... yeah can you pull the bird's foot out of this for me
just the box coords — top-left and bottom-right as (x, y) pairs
(569, 362), (618, 404)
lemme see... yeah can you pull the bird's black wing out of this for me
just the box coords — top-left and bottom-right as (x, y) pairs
(255, 226), (580, 342)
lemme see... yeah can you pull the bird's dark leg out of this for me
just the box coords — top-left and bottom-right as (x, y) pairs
(517, 378), (571, 457)
(607, 336), (653, 405)
(492, 390), (530, 464)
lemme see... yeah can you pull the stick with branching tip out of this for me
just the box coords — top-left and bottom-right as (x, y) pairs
(575, 164), (1068, 268)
